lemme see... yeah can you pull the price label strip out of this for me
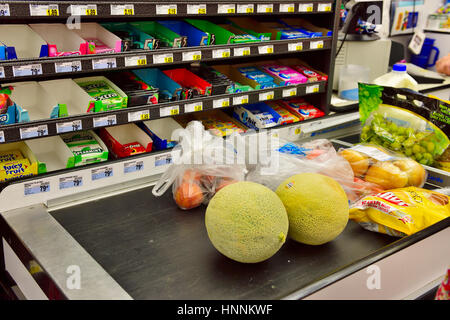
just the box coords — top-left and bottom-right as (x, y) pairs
(217, 4), (235, 14)
(155, 154), (172, 167)
(124, 160), (144, 174)
(280, 3), (295, 13)
(237, 4), (254, 13)
(156, 4), (177, 15)
(182, 51), (202, 62)
(0, 4), (10, 16)
(55, 60), (82, 73)
(306, 84), (320, 94)
(0, 66), (4, 78)
(128, 110), (150, 122)
(93, 115), (117, 127)
(56, 120), (82, 134)
(257, 4), (273, 13)
(0, 131), (5, 143)
(59, 176), (83, 190)
(213, 98), (230, 109)
(24, 181), (50, 196)
(153, 53), (174, 64)
(187, 4), (207, 14)
(29, 4), (59, 16)
(212, 48), (231, 59)
(259, 91), (274, 101)
(299, 3), (314, 12)
(92, 58), (117, 70)
(92, 166), (113, 181)
(283, 87), (297, 98)
(318, 3), (332, 12)
(310, 40), (324, 50)
(233, 95), (249, 106)
(234, 47), (251, 57)
(20, 125), (48, 139)
(125, 55), (147, 67)
(185, 102), (203, 113)
(258, 45), (274, 54)
(70, 4), (97, 15)
(160, 105), (179, 117)
(13, 64), (42, 77)
(110, 4), (134, 15)
(288, 42), (303, 52)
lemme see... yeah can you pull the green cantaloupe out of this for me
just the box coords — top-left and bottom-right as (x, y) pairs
(276, 173), (349, 245)
(205, 181), (289, 263)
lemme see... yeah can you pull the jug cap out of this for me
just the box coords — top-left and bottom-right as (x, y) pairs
(393, 63), (407, 72)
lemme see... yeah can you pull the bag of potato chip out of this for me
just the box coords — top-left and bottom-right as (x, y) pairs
(349, 187), (450, 237)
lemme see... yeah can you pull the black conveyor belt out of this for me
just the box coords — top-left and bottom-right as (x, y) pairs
(50, 185), (403, 300)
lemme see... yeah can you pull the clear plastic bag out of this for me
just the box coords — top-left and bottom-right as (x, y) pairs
(152, 121), (247, 210)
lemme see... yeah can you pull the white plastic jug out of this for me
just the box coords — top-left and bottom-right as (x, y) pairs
(373, 63), (419, 91)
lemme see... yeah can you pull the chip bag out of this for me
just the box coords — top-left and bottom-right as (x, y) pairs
(358, 84), (449, 168)
(349, 187), (450, 237)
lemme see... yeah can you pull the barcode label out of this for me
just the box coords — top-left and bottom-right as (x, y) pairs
(20, 125), (48, 139)
(257, 4), (273, 13)
(30, 4), (59, 16)
(110, 4), (134, 15)
(280, 3), (295, 13)
(283, 87), (297, 97)
(212, 48), (231, 59)
(288, 42), (303, 51)
(56, 120), (82, 134)
(92, 166), (113, 181)
(155, 154), (172, 167)
(0, 131), (5, 143)
(160, 105), (179, 117)
(0, 4), (10, 16)
(124, 160), (144, 174)
(182, 51), (202, 61)
(187, 4), (206, 14)
(59, 176), (83, 190)
(233, 95), (249, 105)
(217, 4), (235, 14)
(156, 4), (177, 15)
(234, 47), (251, 57)
(299, 3), (314, 12)
(128, 110), (150, 122)
(153, 53), (174, 64)
(55, 60), (82, 73)
(310, 40), (324, 49)
(24, 181), (50, 196)
(185, 102), (203, 113)
(70, 4), (97, 15)
(124, 55), (147, 67)
(0, 66), (4, 78)
(258, 45), (274, 54)
(306, 84), (320, 94)
(213, 98), (230, 109)
(13, 64), (42, 77)
(93, 115), (117, 127)
(318, 3), (332, 12)
(237, 4), (254, 13)
(92, 58), (116, 70)
(259, 91), (274, 101)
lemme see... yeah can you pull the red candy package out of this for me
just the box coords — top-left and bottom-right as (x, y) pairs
(278, 98), (325, 120)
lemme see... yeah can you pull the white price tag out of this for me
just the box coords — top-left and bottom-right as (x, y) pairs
(185, 102), (203, 113)
(160, 105), (179, 117)
(155, 154), (172, 167)
(289, 124), (303, 136)
(212, 48), (231, 59)
(128, 110), (150, 122)
(13, 64), (42, 77)
(55, 60), (82, 73)
(92, 166), (113, 181)
(56, 120), (82, 134)
(318, 3), (332, 12)
(156, 4), (177, 15)
(233, 47), (251, 57)
(283, 87), (297, 98)
(259, 91), (274, 101)
(182, 51), (202, 61)
(213, 98), (230, 109)
(187, 4), (207, 14)
(310, 40), (324, 49)
(70, 4), (97, 15)
(237, 4), (254, 13)
(153, 53), (174, 64)
(92, 58), (116, 70)
(233, 95), (249, 106)
(93, 115), (117, 127)
(280, 3), (295, 13)
(24, 181), (50, 196)
(258, 45), (274, 54)
(59, 176), (83, 190)
(0, 131), (4, 143)
(0, 4), (10, 16)
(288, 42), (303, 51)
(29, 4), (59, 16)
(110, 4), (134, 15)
(124, 160), (144, 174)
(124, 55), (147, 67)
(0, 66), (4, 78)
(299, 3), (314, 12)
(217, 4), (235, 14)
(257, 4), (273, 13)
(306, 84), (320, 94)
(20, 125), (48, 139)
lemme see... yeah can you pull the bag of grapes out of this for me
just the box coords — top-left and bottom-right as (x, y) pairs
(358, 83), (449, 168)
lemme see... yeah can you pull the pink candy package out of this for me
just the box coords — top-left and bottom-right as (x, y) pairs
(261, 65), (307, 85)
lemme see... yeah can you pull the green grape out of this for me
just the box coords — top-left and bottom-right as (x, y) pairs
(423, 153), (434, 162)
(416, 132), (428, 140)
(419, 158), (428, 165)
(390, 141), (402, 150)
(404, 148), (413, 156)
(415, 153), (423, 161)
(419, 146), (426, 153)
(402, 138), (415, 148)
(412, 144), (421, 154)
(410, 154), (417, 161)
(388, 122), (398, 133)
(427, 142), (435, 153)
(397, 127), (407, 135)
(362, 126), (371, 134)
(406, 127), (415, 136)
(398, 136), (406, 143)
(420, 140), (428, 148)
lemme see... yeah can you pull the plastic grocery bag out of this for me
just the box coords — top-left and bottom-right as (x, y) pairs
(338, 143), (427, 191)
(152, 121), (247, 210)
(358, 83), (449, 167)
(349, 187), (450, 237)
(246, 138), (379, 203)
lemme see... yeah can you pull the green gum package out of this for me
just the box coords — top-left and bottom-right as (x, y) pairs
(131, 21), (186, 48)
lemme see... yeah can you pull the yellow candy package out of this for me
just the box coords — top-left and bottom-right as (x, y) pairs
(349, 187), (450, 237)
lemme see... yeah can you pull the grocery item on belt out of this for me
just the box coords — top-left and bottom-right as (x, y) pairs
(0, 150), (23, 163)
(62, 131), (107, 166)
(77, 79), (124, 110)
(350, 187), (450, 237)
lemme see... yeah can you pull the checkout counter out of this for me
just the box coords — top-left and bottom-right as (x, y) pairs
(0, 79), (449, 301)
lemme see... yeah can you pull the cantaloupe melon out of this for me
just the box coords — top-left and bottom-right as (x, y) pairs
(276, 173), (349, 245)
(205, 181), (289, 263)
